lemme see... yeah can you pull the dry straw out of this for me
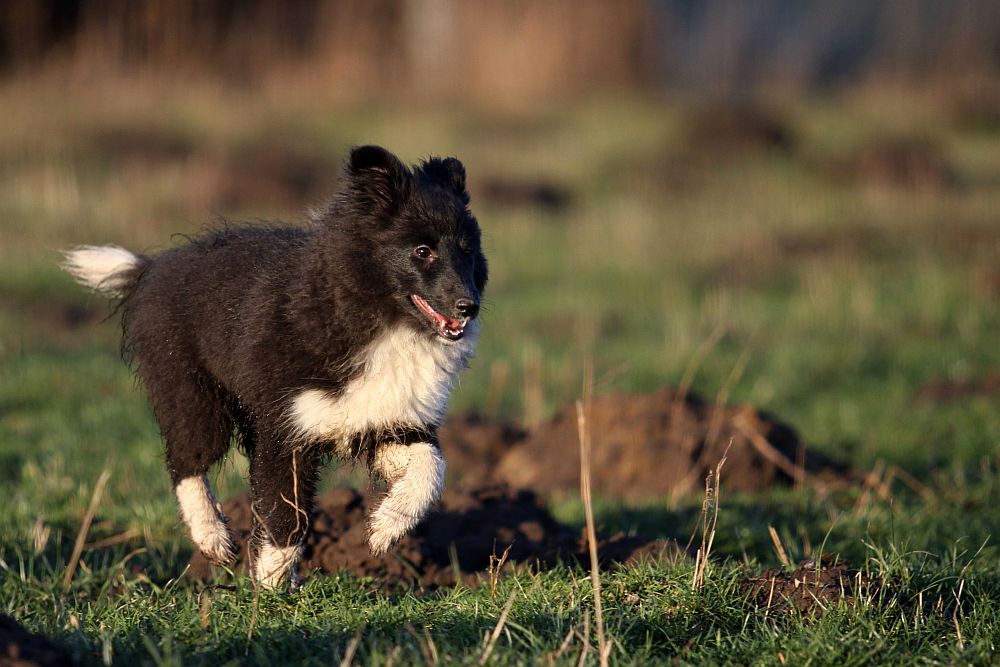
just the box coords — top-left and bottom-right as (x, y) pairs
(62, 467), (112, 592)
(691, 446), (728, 591)
(576, 361), (611, 667)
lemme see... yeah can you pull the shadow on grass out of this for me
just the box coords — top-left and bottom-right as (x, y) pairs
(69, 599), (753, 666)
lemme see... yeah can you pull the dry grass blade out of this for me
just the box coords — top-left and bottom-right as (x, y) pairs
(853, 460), (887, 516)
(339, 625), (365, 667)
(734, 415), (810, 488)
(423, 626), (439, 666)
(577, 364), (609, 667)
(522, 345), (545, 429)
(405, 624), (439, 666)
(488, 541), (513, 602)
(953, 579), (965, 652)
(62, 467), (112, 592)
(85, 527), (142, 550)
(692, 446), (728, 590)
(484, 359), (510, 418)
(704, 343), (753, 451)
(576, 608), (591, 667)
(547, 625), (576, 664)
(671, 321), (727, 425)
(32, 516), (51, 555)
(768, 525), (791, 568)
(478, 591), (516, 665)
(887, 464), (937, 503)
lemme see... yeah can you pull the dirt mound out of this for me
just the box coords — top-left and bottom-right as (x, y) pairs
(826, 137), (957, 191)
(742, 555), (878, 618)
(477, 387), (845, 502)
(439, 415), (527, 487)
(475, 177), (572, 212)
(683, 103), (796, 156)
(913, 372), (1000, 403)
(0, 615), (74, 667)
(209, 144), (338, 210)
(188, 484), (682, 589)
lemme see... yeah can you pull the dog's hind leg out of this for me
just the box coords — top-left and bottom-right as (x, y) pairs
(248, 439), (321, 590)
(368, 439), (446, 555)
(143, 364), (238, 565)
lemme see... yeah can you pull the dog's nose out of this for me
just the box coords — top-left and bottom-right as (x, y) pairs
(455, 298), (479, 319)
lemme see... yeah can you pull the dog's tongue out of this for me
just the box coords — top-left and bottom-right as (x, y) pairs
(411, 294), (463, 333)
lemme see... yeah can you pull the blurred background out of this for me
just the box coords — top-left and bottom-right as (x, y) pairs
(1, 0), (999, 524)
(3, 0), (1000, 98)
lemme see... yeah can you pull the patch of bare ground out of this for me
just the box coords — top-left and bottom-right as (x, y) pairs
(85, 127), (339, 212)
(913, 372), (1000, 403)
(681, 103), (796, 157)
(438, 415), (527, 487)
(0, 615), (74, 667)
(474, 177), (572, 212)
(448, 387), (851, 503)
(823, 136), (958, 191)
(7, 298), (103, 333)
(204, 144), (338, 211)
(188, 484), (683, 590)
(742, 554), (879, 618)
(946, 78), (1000, 133)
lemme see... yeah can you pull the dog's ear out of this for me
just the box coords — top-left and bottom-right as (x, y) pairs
(422, 157), (469, 204)
(346, 145), (412, 212)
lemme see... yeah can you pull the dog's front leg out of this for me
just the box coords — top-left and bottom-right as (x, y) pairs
(248, 442), (320, 590)
(369, 439), (446, 554)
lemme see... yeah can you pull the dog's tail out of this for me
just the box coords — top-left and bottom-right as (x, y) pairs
(61, 245), (146, 298)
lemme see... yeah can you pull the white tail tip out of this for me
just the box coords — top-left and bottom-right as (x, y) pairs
(61, 245), (140, 297)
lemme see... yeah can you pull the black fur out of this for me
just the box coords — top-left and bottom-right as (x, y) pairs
(106, 145), (486, 564)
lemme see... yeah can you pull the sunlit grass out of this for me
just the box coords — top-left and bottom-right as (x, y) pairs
(1, 80), (999, 664)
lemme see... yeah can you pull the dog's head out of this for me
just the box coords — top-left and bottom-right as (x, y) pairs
(329, 145), (488, 341)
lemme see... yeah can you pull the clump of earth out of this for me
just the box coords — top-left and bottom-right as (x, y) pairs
(741, 554), (879, 617)
(0, 615), (74, 667)
(441, 387), (850, 502)
(188, 484), (682, 589)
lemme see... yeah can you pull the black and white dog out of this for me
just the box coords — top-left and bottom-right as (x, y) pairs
(62, 145), (487, 589)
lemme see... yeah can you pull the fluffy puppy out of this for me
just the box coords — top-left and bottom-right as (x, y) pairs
(63, 145), (487, 588)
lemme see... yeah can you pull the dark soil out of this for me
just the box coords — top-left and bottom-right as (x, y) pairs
(913, 372), (1000, 403)
(439, 415), (527, 487)
(210, 144), (338, 210)
(826, 137), (957, 191)
(947, 79), (1000, 133)
(188, 484), (683, 589)
(453, 388), (849, 502)
(682, 103), (796, 156)
(475, 177), (572, 212)
(88, 128), (339, 211)
(0, 615), (73, 667)
(742, 554), (878, 618)
(88, 127), (196, 164)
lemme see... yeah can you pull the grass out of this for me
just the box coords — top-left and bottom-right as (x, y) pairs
(2, 77), (1000, 664)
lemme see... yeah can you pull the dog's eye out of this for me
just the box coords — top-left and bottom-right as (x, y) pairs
(414, 245), (434, 260)
(458, 238), (472, 254)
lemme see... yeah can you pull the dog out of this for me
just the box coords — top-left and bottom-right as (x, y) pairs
(62, 145), (487, 589)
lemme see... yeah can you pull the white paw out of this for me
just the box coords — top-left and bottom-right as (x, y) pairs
(176, 475), (236, 565)
(195, 523), (237, 565)
(367, 441), (446, 555)
(252, 542), (300, 590)
(368, 507), (414, 555)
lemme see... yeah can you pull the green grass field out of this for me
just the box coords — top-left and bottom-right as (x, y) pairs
(2, 80), (1000, 664)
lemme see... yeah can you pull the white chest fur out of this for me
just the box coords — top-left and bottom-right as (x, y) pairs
(288, 323), (478, 446)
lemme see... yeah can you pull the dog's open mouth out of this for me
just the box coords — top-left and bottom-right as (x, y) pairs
(411, 294), (469, 340)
